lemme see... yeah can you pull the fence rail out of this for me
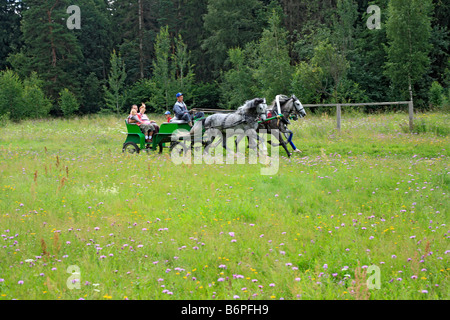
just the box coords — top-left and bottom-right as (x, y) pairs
(194, 100), (415, 131)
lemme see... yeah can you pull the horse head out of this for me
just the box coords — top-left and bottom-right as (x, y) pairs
(245, 98), (267, 122)
(256, 98), (267, 122)
(291, 95), (307, 118)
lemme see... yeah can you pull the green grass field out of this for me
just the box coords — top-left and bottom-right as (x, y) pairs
(0, 111), (448, 300)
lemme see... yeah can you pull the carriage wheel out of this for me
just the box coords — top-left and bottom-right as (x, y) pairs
(169, 141), (189, 156)
(122, 142), (140, 154)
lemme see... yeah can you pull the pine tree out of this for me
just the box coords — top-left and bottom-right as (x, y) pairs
(17, 0), (83, 101)
(0, 0), (24, 70)
(172, 34), (195, 96)
(152, 26), (173, 110)
(252, 9), (292, 102)
(58, 88), (79, 117)
(103, 50), (127, 114)
(384, 0), (433, 103)
(202, 0), (264, 75)
(220, 47), (255, 108)
(75, 0), (113, 80)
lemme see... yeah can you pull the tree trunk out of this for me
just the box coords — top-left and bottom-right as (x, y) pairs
(47, 0), (60, 69)
(138, 0), (144, 79)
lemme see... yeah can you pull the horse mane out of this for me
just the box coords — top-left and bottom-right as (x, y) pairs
(236, 99), (257, 115)
(269, 95), (295, 114)
(270, 95), (291, 107)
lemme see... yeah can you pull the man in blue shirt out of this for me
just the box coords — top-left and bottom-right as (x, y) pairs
(173, 93), (204, 126)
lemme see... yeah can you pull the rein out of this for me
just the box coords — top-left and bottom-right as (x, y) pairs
(206, 112), (249, 130)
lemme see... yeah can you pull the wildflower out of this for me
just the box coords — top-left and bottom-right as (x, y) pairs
(18, 280), (24, 285)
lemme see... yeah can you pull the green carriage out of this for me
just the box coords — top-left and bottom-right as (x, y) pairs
(122, 118), (204, 154)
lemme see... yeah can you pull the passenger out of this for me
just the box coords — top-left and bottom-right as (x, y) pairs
(138, 104), (159, 141)
(165, 111), (172, 123)
(127, 107), (155, 143)
(127, 107), (140, 124)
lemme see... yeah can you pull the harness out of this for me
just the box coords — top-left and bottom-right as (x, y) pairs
(205, 113), (250, 130)
(262, 95), (290, 126)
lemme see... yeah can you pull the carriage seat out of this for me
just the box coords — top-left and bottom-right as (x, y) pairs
(169, 115), (188, 124)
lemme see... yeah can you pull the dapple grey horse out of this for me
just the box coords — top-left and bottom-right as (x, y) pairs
(191, 98), (268, 155)
(258, 94), (306, 157)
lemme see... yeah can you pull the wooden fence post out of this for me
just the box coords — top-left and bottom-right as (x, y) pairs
(336, 104), (341, 131)
(408, 100), (414, 131)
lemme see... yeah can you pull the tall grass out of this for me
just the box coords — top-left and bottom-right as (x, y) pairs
(0, 111), (448, 300)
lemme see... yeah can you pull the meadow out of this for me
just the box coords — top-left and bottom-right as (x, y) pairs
(0, 110), (448, 300)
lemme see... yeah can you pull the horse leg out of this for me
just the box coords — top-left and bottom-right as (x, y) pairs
(271, 129), (291, 157)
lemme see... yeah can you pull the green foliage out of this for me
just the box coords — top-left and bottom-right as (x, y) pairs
(220, 47), (256, 108)
(190, 81), (221, 109)
(18, 0), (82, 100)
(103, 50), (127, 114)
(251, 9), (292, 101)
(384, 0), (434, 101)
(220, 9), (292, 106)
(0, 69), (24, 119)
(290, 61), (324, 104)
(428, 81), (444, 108)
(202, 0), (264, 73)
(291, 40), (350, 104)
(22, 72), (52, 118)
(0, 69), (51, 120)
(125, 79), (159, 112)
(151, 27), (196, 113)
(81, 73), (102, 115)
(58, 88), (80, 117)
(0, 0), (447, 116)
(152, 26), (173, 110)
(75, 0), (114, 80)
(0, 0), (23, 70)
(172, 34), (195, 97)
(332, 0), (359, 54)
